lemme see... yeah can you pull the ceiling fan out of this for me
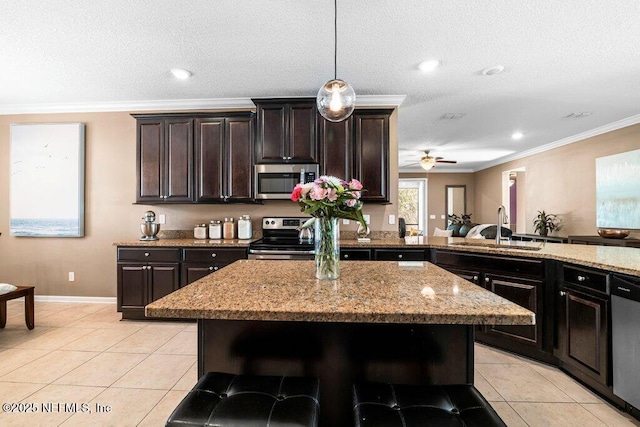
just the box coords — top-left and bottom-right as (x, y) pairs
(407, 150), (458, 171)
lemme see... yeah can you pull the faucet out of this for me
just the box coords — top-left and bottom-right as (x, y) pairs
(496, 205), (506, 245)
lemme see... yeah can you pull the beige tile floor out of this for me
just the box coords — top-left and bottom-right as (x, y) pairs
(0, 300), (638, 426)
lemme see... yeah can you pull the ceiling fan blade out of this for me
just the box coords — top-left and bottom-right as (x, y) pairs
(435, 160), (457, 164)
(404, 161), (421, 166)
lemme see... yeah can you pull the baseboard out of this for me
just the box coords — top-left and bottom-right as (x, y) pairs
(30, 295), (117, 304)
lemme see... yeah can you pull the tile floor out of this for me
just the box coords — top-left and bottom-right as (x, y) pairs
(0, 300), (638, 426)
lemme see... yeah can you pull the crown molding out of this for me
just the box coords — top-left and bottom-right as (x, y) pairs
(476, 113), (640, 171)
(0, 95), (406, 115)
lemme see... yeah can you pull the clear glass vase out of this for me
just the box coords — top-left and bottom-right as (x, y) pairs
(314, 217), (340, 280)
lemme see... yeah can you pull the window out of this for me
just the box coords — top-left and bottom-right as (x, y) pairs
(398, 179), (427, 232)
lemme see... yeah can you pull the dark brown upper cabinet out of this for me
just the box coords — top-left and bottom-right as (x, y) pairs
(195, 114), (255, 202)
(319, 109), (392, 203)
(135, 116), (194, 203)
(253, 98), (318, 163)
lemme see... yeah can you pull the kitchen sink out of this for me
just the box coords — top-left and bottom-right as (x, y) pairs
(449, 241), (543, 251)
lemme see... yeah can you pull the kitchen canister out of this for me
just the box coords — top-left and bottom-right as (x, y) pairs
(223, 218), (236, 239)
(209, 220), (222, 239)
(238, 215), (252, 239)
(194, 224), (208, 239)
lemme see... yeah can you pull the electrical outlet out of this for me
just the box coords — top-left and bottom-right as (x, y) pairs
(342, 219), (350, 225)
(440, 215), (446, 220)
(429, 215), (436, 219)
(158, 214), (166, 224)
(388, 215), (396, 225)
(363, 214), (370, 224)
(68, 272), (75, 282)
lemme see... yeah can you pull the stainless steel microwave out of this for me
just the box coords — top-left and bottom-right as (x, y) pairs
(254, 164), (319, 200)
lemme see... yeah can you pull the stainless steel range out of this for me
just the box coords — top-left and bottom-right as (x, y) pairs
(248, 217), (314, 260)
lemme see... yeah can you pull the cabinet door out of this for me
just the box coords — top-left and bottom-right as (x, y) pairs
(255, 103), (287, 162)
(319, 117), (353, 179)
(373, 249), (426, 261)
(195, 118), (225, 201)
(562, 288), (609, 385)
(117, 263), (147, 311)
(164, 118), (194, 202)
(440, 266), (481, 286)
(181, 263), (218, 287)
(354, 110), (391, 202)
(137, 119), (164, 201)
(340, 249), (371, 260)
(288, 103), (318, 162)
(149, 263), (180, 302)
(484, 274), (542, 347)
(226, 117), (254, 200)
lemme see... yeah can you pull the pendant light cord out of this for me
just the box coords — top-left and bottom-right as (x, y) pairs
(334, 0), (337, 79)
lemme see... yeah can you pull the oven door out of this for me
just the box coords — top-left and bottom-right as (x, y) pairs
(248, 249), (315, 260)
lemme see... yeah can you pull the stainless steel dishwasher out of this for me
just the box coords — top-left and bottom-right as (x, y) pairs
(611, 274), (640, 411)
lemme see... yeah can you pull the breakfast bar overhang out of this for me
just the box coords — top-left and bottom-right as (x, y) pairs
(146, 260), (534, 426)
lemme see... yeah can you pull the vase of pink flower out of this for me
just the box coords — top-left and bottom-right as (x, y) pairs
(291, 176), (367, 280)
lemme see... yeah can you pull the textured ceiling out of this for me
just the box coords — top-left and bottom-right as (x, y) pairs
(2, 0), (640, 171)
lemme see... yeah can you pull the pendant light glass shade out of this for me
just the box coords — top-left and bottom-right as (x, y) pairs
(316, 0), (356, 123)
(317, 78), (356, 122)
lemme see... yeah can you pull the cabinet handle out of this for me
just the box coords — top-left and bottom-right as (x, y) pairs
(214, 266), (219, 271)
(344, 254), (349, 259)
(144, 252), (150, 257)
(209, 266), (214, 271)
(485, 277), (490, 283)
(398, 254), (403, 259)
(473, 275), (478, 281)
(559, 291), (567, 296)
(211, 253), (217, 258)
(577, 275), (587, 282)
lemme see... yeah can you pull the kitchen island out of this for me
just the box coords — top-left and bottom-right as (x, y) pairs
(146, 259), (533, 426)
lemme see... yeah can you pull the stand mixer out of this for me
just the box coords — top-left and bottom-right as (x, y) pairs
(140, 210), (160, 241)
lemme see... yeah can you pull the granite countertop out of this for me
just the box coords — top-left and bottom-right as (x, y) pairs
(116, 235), (640, 277)
(145, 260), (535, 325)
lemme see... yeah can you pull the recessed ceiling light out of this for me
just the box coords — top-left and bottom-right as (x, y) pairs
(482, 65), (505, 76)
(419, 59), (440, 72)
(170, 68), (192, 80)
(511, 131), (523, 140)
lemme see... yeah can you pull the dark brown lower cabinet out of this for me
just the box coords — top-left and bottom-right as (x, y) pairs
(117, 262), (179, 320)
(180, 248), (247, 286)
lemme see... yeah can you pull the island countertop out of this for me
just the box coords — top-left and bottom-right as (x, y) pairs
(145, 260), (534, 325)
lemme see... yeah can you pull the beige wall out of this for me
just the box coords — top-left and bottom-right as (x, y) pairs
(400, 172), (475, 236)
(473, 123), (640, 238)
(0, 111), (398, 297)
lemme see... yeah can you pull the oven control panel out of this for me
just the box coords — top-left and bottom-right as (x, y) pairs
(262, 217), (312, 230)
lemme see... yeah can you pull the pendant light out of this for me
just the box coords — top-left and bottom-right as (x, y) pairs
(317, 0), (356, 122)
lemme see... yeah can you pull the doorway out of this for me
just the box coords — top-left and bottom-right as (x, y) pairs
(398, 179), (427, 233)
(502, 168), (526, 234)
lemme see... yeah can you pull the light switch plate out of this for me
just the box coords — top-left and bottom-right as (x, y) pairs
(364, 214), (370, 224)
(388, 215), (396, 225)
(342, 219), (350, 225)
(158, 214), (166, 224)
(68, 272), (75, 282)
(440, 215), (446, 219)
(429, 215), (436, 219)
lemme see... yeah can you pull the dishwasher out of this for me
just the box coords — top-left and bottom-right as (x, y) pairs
(611, 273), (640, 412)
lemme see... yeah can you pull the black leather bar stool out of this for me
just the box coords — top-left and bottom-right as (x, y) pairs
(167, 372), (320, 427)
(353, 382), (506, 427)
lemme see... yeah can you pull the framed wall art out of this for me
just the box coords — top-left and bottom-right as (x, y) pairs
(596, 148), (640, 230)
(10, 123), (85, 237)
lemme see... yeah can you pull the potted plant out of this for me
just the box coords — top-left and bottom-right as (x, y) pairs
(533, 210), (561, 236)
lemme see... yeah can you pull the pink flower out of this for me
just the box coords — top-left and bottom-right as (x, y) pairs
(310, 186), (328, 201)
(352, 191), (361, 199)
(348, 179), (363, 190)
(301, 182), (314, 195)
(290, 183), (303, 202)
(345, 198), (357, 207)
(327, 188), (338, 201)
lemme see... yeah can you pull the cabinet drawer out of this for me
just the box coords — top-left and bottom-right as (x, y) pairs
(563, 265), (608, 295)
(374, 249), (426, 261)
(183, 248), (247, 262)
(118, 248), (181, 262)
(341, 249), (372, 260)
(434, 250), (544, 279)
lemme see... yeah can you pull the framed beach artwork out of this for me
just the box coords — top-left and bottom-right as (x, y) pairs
(595, 148), (640, 230)
(10, 123), (85, 237)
